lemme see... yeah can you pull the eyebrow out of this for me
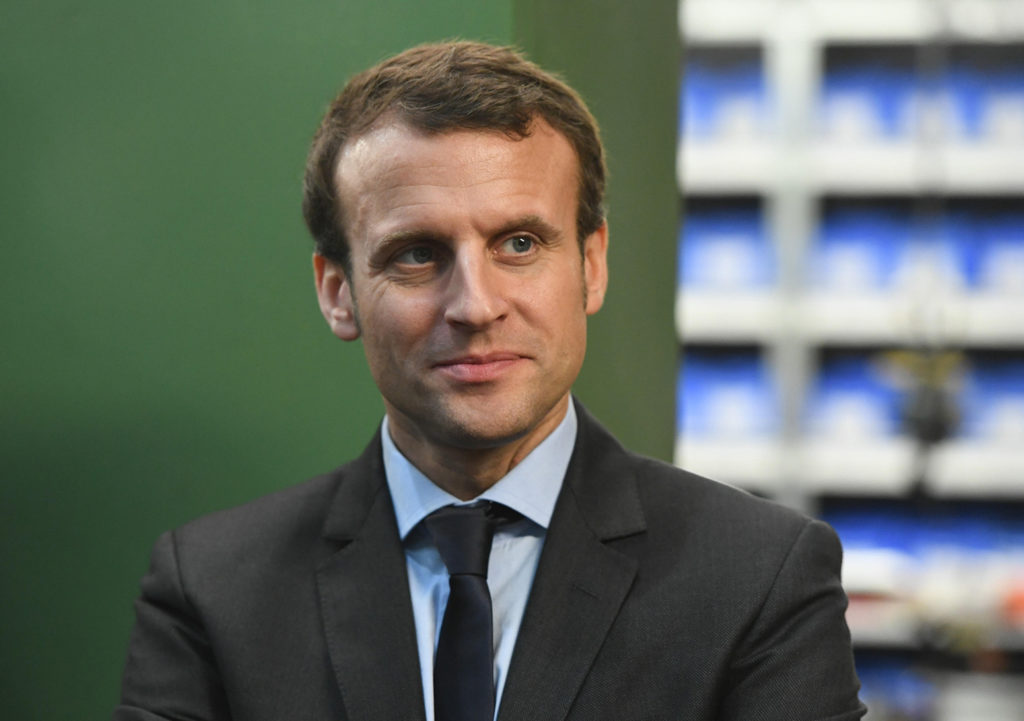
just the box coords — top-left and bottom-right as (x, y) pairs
(374, 214), (565, 253)
(494, 215), (564, 244)
(374, 228), (446, 253)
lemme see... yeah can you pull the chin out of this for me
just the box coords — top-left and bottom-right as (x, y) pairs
(440, 393), (569, 448)
(434, 415), (533, 450)
(426, 396), (535, 445)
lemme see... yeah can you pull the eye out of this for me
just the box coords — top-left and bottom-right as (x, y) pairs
(395, 245), (435, 265)
(501, 235), (535, 254)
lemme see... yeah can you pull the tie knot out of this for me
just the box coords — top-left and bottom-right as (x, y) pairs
(424, 502), (508, 577)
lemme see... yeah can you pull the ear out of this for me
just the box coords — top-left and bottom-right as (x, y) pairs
(582, 222), (609, 315)
(313, 253), (360, 340)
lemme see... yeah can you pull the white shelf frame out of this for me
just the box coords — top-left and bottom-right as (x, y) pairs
(677, 291), (1024, 347)
(681, 0), (1024, 44)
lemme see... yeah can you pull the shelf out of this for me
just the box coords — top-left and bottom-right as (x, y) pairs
(806, 0), (939, 42)
(796, 438), (920, 494)
(944, 0), (1024, 42)
(933, 673), (1024, 719)
(809, 142), (928, 194)
(680, 0), (780, 43)
(843, 547), (919, 596)
(849, 619), (1024, 655)
(675, 436), (1024, 497)
(931, 440), (1024, 497)
(939, 144), (1024, 195)
(675, 289), (783, 342)
(673, 436), (784, 493)
(799, 292), (915, 345)
(846, 599), (921, 649)
(674, 436), (917, 495)
(675, 292), (1024, 347)
(680, 139), (1024, 194)
(676, 140), (777, 193)
(681, 0), (936, 43)
(681, 0), (1024, 43)
(963, 296), (1024, 346)
(801, 293), (1024, 347)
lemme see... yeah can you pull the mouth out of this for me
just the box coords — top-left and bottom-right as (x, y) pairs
(433, 352), (527, 383)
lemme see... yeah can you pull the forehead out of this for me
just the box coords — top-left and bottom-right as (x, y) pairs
(333, 119), (579, 239)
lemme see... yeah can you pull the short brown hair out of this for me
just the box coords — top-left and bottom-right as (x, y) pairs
(302, 41), (606, 271)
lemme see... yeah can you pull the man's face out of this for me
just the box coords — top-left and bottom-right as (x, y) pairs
(314, 118), (608, 457)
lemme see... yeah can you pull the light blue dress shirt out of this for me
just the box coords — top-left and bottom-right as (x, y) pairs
(381, 402), (577, 721)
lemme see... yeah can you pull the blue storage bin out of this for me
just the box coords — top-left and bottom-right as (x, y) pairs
(677, 349), (778, 438)
(678, 203), (774, 290)
(805, 353), (904, 440)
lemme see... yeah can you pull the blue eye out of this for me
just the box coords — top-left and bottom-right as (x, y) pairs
(504, 235), (534, 253)
(397, 246), (434, 265)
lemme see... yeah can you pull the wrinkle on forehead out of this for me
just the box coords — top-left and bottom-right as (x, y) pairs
(336, 118), (566, 190)
(334, 119), (575, 243)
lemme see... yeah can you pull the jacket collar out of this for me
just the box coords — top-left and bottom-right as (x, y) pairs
(316, 429), (428, 721)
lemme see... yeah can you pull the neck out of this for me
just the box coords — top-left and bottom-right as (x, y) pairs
(386, 397), (570, 501)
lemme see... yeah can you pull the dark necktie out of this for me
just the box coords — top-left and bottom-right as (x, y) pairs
(424, 503), (504, 721)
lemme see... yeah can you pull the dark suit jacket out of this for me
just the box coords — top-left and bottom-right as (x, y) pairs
(115, 403), (865, 720)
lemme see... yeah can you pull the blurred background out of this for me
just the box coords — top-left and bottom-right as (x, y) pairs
(3, 0), (1022, 719)
(675, 0), (1024, 718)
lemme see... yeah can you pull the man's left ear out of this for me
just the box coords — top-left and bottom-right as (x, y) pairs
(583, 222), (609, 315)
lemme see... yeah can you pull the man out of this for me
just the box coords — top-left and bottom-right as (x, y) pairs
(116, 41), (865, 720)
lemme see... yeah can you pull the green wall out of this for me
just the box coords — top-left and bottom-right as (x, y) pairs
(0, 2), (675, 717)
(517, 0), (679, 455)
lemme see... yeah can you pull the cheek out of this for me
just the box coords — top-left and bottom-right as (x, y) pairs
(542, 261), (588, 312)
(360, 293), (438, 353)
(521, 280), (589, 341)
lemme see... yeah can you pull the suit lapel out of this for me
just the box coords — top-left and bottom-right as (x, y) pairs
(315, 433), (427, 721)
(497, 403), (646, 721)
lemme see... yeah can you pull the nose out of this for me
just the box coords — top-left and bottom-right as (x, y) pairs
(443, 249), (509, 329)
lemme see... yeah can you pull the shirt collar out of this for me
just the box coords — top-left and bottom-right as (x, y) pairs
(382, 401), (577, 540)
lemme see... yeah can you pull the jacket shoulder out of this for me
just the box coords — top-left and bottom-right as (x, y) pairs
(173, 471), (341, 555)
(571, 401), (811, 544)
(634, 453), (809, 535)
(170, 429), (385, 555)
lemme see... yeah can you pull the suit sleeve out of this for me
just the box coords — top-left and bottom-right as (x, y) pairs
(113, 530), (232, 721)
(720, 519), (867, 721)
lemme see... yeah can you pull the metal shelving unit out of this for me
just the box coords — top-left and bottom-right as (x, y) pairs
(676, 1), (1024, 717)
